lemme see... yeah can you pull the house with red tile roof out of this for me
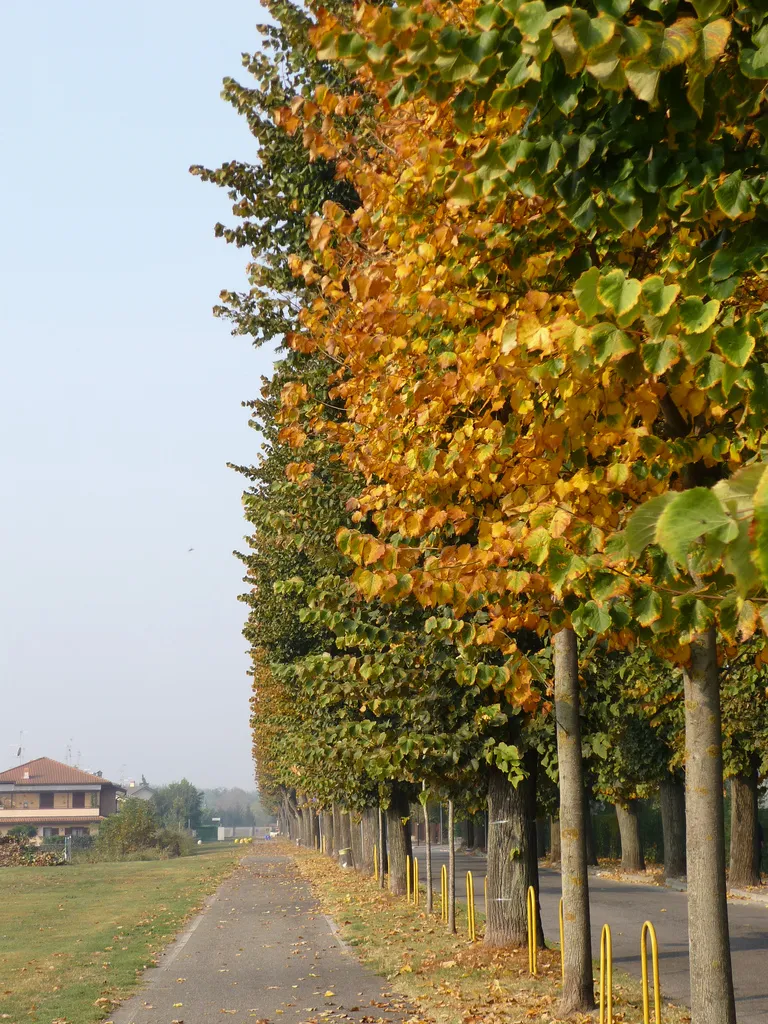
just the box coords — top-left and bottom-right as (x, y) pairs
(0, 757), (123, 843)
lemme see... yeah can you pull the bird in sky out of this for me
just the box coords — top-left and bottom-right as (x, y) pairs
(187, 547), (195, 552)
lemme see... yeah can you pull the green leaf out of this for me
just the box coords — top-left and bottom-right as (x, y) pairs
(690, 0), (727, 17)
(335, 32), (366, 59)
(678, 296), (720, 334)
(552, 21), (586, 74)
(460, 30), (501, 64)
(642, 276), (680, 316)
(752, 465), (768, 586)
(641, 338), (680, 374)
(476, 3), (512, 29)
(695, 18), (731, 71)
(646, 19), (698, 70)
(597, 269), (642, 317)
(571, 600), (612, 637)
(590, 323), (634, 363)
(625, 60), (659, 103)
(574, 266), (603, 319)
(524, 526), (550, 565)
(715, 325), (755, 367)
(446, 172), (478, 207)
(654, 488), (737, 565)
(714, 171), (753, 219)
(612, 200), (642, 230)
(515, 2), (568, 40)
(738, 47), (768, 80)
(680, 329), (712, 364)
(634, 587), (663, 627)
(625, 492), (676, 556)
(435, 49), (481, 82)
(570, 10), (616, 54)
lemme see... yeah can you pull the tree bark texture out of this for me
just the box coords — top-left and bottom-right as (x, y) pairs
(387, 787), (411, 896)
(350, 812), (363, 870)
(550, 816), (561, 864)
(615, 800), (645, 872)
(361, 806), (377, 875)
(554, 628), (594, 1014)
(423, 798), (433, 914)
(729, 760), (761, 889)
(660, 775), (686, 879)
(332, 804), (342, 856)
(340, 810), (353, 861)
(447, 799), (456, 933)
(485, 766), (530, 946)
(378, 805), (385, 887)
(322, 811), (334, 856)
(684, 627), (736, 1024)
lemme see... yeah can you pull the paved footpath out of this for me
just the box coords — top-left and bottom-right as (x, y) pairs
(112, 853), (420, 1024)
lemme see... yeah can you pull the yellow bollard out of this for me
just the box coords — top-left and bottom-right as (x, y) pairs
(441, 864), (448, 922)
(406, 854), (412, 902)
(641, 920), (662, 1024)
(373, 843), (378, 879)
(413, 857), (419, 908)
(559, 897), (565, 983)
(599, 923), (613, 1024)
(466, 871), (476, 941)
(526, 886), (538, 976)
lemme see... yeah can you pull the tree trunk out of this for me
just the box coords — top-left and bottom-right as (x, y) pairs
(340, 810), (353, 863)
(386, 787), (411, 896)
(554, 628), (594, 1014)
(423, 797), (433, 914)
(584, 788), (598, 867)
(485, 765), (530, 946)
(660, 775), (686, 879)
(361, 806), (377, 875)
(684, 627), (736, 1024)
(550, 815), (561, 865)
(615, 800), (645, 872)
(447, 799), (456, 933)
(322, 810), (334, 856)
(730, 759), (761, 889)
(350, 812), (363, 871)
(332, 804), (342, 857)
(378, 806), (387, 888)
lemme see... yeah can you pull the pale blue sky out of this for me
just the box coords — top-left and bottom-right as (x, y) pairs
(0, 2), (276, 788)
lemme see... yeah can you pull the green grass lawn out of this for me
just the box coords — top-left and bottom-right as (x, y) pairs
(0, 846), (239, 1024)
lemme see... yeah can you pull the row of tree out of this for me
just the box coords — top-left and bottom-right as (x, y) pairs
(197, 1), (768, 1021)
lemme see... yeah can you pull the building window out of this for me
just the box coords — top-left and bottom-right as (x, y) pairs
(40, 793), (54, 809)
(71, 827), (89, 837)
(42, 827), (59, 838)
(72, 792), (85, 809)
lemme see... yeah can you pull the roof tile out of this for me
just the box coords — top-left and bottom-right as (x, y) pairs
(0, 758), (114, 786)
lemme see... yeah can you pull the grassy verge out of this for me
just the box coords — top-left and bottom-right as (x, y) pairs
(0, 845), (239, 1024)
(292, 846), (691, 1024)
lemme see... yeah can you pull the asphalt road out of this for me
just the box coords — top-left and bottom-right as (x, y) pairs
(111, 852), (418, 1024)
(421, 846), (768, 1024)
